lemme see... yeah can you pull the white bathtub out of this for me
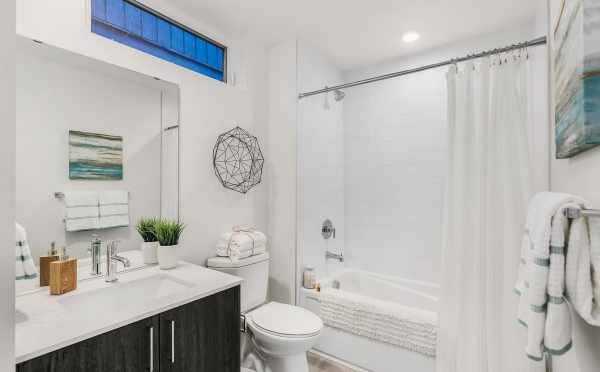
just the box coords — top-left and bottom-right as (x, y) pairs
(299, 269), (439, 372)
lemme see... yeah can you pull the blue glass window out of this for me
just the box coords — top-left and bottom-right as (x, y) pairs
(91, 0), (226, 81)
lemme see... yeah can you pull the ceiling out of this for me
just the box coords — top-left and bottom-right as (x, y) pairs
(169, 0), (538, 71)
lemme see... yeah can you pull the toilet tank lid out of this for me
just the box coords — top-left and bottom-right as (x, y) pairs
(207, 252), (270, 268)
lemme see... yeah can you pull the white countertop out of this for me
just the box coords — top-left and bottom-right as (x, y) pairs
(15, 261), (242, 364)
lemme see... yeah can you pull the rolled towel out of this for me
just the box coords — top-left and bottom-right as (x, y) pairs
(216, 244), (267, 260)
(16, 222), (38, 280)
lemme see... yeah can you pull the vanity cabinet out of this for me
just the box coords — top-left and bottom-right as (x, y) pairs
(17, 286), (240, 372)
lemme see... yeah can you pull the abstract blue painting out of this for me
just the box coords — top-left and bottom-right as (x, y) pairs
(69, 130), (123, 180)
(553, 0), (600, 158)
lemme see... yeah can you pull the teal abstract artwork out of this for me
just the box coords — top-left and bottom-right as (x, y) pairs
(554, 0), (600, 158)
(69, 130), (123, 180)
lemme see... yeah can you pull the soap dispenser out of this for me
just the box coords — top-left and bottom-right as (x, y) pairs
(39, 242), (60, 287)
(49, 246), (77, 295)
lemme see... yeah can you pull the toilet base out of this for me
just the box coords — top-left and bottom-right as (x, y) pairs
(264, 353), (309, 372)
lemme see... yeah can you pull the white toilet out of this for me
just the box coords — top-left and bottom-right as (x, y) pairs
(207, 252), (323, 372)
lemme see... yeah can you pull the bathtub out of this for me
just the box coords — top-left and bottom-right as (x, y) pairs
(299, 269), (439, 372)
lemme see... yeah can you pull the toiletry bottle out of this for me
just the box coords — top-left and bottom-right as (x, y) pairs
(49, 246), (77, 295)
(39, 242), (60, 287)
(303, 266), (317, 289)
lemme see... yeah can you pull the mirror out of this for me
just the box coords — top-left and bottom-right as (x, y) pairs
(15, 36), (180, 295)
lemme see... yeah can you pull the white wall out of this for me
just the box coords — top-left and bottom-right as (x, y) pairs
(297, 41), (346, 295)
(341, 25), (548, 284)
(543, 1), (600, 371)
(16, 42), (163, 260)
(16, 0), (269, 268)
(266, 40), (297, 304)
(0, 0), (15, 369)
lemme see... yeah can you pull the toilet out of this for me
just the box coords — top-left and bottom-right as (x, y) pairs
(207, 252), (323, 372)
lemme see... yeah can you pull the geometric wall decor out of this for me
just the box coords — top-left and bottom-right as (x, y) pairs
(69, 130), (123, 180)
(553, 0), (600, 158)
(212, 126), (264, 193)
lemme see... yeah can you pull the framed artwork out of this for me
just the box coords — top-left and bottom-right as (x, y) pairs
(552, 0), (600, 158)
(69, 130), (123, 180)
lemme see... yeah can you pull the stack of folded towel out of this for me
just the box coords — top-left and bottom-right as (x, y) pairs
(99, 190), (129, 229)
(63, 190), (129, 231)
(515, 191), (600, 362)
(216, 226), (267, 260)
(64, 191), (100, 231)
(15, 222), (38, 280)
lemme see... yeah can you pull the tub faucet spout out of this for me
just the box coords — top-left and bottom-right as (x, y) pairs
(326, 251), (344, 262)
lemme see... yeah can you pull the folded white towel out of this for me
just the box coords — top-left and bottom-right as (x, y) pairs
(565, 214), (600, 326)
(64, 191), (99, 207)
(99, 215), (129, 229)
(99, 204), (129, 217)
(65, 206), (99, 219)
(99, 190), (128, 205)
(216, 226), (267, 259)
(15, 222), (38, 280)
(515, 192), (587, 361)
(216, 244), (266, 260)
(320, 288), (437, 357)
(66, 217), (100, 232)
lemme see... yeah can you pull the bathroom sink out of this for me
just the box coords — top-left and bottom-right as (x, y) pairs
(58, 274), (195, 313)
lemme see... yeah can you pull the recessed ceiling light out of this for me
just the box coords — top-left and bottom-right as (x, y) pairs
(402, 32), (420, 43)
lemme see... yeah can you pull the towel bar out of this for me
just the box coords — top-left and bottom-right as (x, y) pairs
(564, 207), (600, 219)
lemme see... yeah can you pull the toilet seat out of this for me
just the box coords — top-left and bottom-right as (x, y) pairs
(248, 302), (323, 338)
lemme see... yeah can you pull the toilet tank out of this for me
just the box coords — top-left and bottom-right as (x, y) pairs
(206, 252), (269, 312)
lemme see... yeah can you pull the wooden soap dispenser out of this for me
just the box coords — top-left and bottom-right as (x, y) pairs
(39, 242), (60, 287)
(49, 246), (77, 295)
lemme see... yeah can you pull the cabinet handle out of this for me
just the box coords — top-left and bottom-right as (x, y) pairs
(149, 326), (154, 372)
(171, 320), (175, 364)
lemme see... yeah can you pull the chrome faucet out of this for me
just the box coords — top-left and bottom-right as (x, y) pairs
(105, 240), (131, 282)
(325, 251), (344, 262)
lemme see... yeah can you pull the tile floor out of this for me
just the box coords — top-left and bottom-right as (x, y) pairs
(308, 352), (360, 372)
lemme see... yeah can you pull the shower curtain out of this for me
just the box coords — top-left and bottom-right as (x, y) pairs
(437, 57), (535, 372)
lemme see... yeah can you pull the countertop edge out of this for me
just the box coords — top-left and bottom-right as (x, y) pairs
(15, 278), (243, 364)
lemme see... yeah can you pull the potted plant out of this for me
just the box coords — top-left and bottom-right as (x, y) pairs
(136, 217), (160, 264)
(155, 219), (185, 270)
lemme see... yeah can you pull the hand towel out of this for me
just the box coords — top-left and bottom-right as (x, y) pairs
(99, 190), (128, 205)
(565, 214), (600, 326)
(99, 204), (129, 216)
(63, 191), (99, 207)
(15, 222), (38, 280)
(66, 217), (100, 232)
(98, 190), (129, 228)
(515, 192), (586, 361)
(62, 191), (100, 232)
(99, 215), (130, 229)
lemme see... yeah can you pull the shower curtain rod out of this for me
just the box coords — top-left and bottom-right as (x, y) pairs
(298, 36), (547, 99)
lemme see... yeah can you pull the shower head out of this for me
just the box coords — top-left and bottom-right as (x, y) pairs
(333, 89), (345, 101)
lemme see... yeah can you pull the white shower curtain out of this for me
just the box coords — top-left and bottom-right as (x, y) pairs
(437, 57), (535, 372)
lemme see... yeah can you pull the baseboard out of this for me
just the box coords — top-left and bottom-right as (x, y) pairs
(308, 349), (371, 372)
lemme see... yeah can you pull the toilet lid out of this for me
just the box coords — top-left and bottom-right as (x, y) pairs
(249, 302), (323, 337)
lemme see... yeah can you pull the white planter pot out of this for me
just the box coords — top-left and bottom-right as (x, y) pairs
(157, 244), (178, 269)
(141, 241), (159, 264)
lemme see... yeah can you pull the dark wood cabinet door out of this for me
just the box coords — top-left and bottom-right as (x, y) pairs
(159, 286), (240, 372)
(17, 316), (159, 372)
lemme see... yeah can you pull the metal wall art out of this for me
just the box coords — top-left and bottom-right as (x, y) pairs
(212, 126), (264, 194)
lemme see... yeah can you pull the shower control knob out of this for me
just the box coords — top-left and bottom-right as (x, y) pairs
(322, 219), (336, 239)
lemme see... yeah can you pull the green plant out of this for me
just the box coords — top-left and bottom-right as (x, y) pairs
(155, 220), (185, 246)
(135, 217), (160, 242)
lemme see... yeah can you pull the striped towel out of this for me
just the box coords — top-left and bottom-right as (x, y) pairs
(16, 222), (38, 280)
(515, 192), (587, 361)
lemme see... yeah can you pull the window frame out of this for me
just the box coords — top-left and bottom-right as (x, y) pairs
(91, 0), (228, 82)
